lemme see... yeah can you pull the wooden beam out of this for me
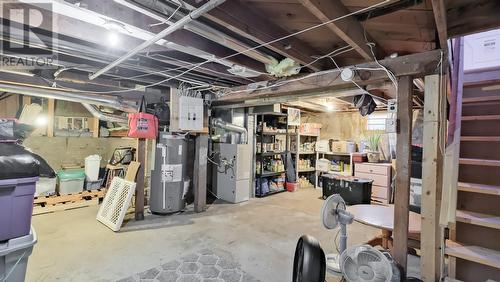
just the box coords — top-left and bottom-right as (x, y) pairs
(392, 75), (413, 275)
(22, 95), (31, 106)
(47, 98), (55, 138)
(91, 118), (99, 138)
(431, 0), (448, 49)
(220, 50), (442, 102)
(194, 135), (208, 213)
(421, 74), (444, 282)
(447, 0), (500, 38)
(135, 139), (146, 220)
(298, 0), (379, 60)
(183, 0), (323, 71)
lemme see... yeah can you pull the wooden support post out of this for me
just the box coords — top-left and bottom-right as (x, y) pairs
(92, 118), (99, 138)
(392, 76), (413, 275)
(421, 74), (444, 281)
(47, 98), (55, 137)
(194, 134), (208, 213)
(22, 95), (31, 106)
(134, 138), (146, 220)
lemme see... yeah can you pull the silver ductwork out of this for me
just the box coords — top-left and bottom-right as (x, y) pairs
(212, 118), (247, 144)
(0, 82), (137, 112)
(82, 103), (128, 123)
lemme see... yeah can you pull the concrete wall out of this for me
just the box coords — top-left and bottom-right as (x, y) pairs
(24, 136), (136, 171)
(304, 111), (384, 142)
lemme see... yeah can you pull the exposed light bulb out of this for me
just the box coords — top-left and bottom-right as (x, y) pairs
(326, 104), (335, 112)
(108, 32), (120, 47)
(35, 116), (48, 127)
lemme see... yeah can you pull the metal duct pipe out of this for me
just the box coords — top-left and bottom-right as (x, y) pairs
(0, 81), (137, 112)
(82, 104), (128, 123)
(90, 0), (226, 80)
(212, 118), (247, 144)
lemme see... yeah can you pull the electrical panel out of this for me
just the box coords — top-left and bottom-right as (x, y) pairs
(178, 96), (203, 131)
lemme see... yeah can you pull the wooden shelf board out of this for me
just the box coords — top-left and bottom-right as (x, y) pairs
(459, 158), (500, 167)
(456, 210), (500, 230)
(445, 240), (500, 269)
(458, 182), (500, 195)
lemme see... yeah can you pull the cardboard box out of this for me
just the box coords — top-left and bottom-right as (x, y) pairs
(331, 141), (347, 153)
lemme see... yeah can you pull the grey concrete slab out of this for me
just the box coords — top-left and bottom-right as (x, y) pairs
(28, 189), (390, 282)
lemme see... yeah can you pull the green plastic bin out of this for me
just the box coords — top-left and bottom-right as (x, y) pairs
(57, 170), (85, 194)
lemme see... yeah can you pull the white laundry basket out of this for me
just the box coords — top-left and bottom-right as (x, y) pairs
(85, 155), (102, 181)
(0, 227), (37, 282)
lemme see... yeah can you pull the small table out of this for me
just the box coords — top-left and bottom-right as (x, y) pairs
(348, 204), (421, 251)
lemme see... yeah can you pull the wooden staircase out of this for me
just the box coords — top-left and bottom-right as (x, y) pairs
(445, 80), (500, 281)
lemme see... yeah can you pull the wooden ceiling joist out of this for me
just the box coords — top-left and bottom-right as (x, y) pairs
(220, 49), (442, 102)
(431, 0), (448, 49)
(183, 0), (324, 71)
(298, 0), (378, 61)
(447, 0), (500, 38)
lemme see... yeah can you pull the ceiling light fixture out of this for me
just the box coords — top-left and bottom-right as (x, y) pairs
(107, 31), (120, 47)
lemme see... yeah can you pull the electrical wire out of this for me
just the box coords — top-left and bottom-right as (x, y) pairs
(28, 0), (391, 95)
(149, 2), (182, 27)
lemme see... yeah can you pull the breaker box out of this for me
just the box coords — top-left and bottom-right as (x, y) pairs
(177, 96), (204, 131)
(169, 88), (205, 132)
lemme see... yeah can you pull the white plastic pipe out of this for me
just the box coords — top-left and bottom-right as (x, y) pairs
(89, 0), (226, 80)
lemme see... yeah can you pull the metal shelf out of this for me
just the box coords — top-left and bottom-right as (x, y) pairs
(256, 171), (286, 177)
(257, 151), (287, 157)
(255, 189), (287, 198)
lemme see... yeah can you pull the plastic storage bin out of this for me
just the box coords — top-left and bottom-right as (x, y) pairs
(57, 170), (85, 194)
(0, 177), (37, 242)
(35, 177), (56, 197)
(322, 174), (372, 204)
(0, 227), (37, 282)
(84, 179), (103, 190)
(84, 155), (101, 181)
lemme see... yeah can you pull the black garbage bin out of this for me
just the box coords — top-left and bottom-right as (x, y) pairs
(322, 174), (373, 205)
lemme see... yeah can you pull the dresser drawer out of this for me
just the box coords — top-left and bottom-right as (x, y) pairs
(355, 163), (391, 175)
(371, 185), (388, 199)
(355, 172), (390, 187)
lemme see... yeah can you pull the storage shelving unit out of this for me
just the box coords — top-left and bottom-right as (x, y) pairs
(315, 151), (353, 188)
(254, 113), (289, 197)
(290, 127), (319, 189)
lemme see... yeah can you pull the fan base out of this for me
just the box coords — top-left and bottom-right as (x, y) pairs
(326, 253), (342, 274)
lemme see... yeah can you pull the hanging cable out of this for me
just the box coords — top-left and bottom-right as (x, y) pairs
(26, 0), (391, 95)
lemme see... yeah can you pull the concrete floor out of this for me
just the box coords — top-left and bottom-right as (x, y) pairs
(27, 189), (413, 282)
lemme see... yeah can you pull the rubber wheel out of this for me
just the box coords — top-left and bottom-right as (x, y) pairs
(293, 235), (326, 282)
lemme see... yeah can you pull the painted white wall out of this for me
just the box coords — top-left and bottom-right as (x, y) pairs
(464, 29), (500, 71)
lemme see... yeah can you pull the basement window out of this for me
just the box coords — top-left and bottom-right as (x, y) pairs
(366, 112), (387, 131)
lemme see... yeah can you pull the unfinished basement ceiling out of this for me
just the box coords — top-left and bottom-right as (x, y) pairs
(0, 0), (499, 102)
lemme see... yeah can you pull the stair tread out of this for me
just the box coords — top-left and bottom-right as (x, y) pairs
(445, 240), (500, 269)
(456, 210), (500, 230)
(463, 96), (500, 103)
(461, 136), (500, 142)
(459, 158), (500, 167)
(461, 115), (500, 121)
(458, 182), (500, 195)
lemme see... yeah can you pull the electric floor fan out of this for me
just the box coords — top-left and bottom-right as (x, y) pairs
(321, 194), (354, 274)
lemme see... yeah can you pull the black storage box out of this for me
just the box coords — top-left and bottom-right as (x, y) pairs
(322, 174), (373, 204)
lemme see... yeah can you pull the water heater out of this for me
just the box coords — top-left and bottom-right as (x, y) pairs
(150, 134), (187, 214)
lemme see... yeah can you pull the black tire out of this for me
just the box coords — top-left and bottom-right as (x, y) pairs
(293, 235), (326, 282)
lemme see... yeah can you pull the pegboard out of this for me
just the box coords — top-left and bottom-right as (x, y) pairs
(96, 177), (136, 232)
